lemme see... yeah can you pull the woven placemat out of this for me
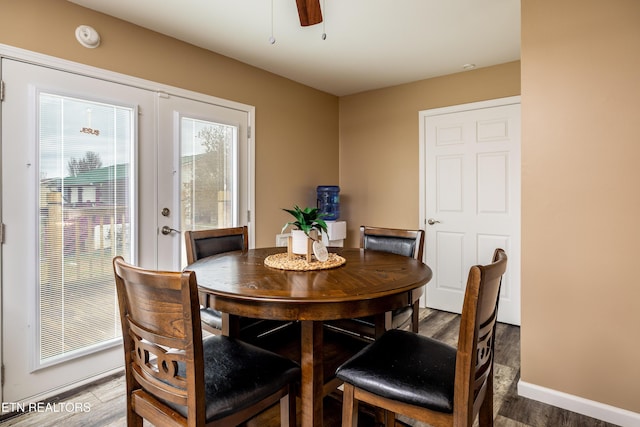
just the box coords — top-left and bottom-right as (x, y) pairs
(264, 252), (346, 271)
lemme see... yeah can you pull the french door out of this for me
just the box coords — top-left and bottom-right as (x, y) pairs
(1, 55), (253, 402)
(156, 93), (251, 270)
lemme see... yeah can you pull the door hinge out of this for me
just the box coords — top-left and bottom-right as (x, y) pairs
(0, 80), (5, 102)
(247, 210), (251, 222)
(247, 126), (252, 139)
(1, 364), (4, 386)
(0, 223), (4, 244)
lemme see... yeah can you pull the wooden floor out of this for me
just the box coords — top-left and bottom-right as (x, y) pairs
(0, 309), (619, 427)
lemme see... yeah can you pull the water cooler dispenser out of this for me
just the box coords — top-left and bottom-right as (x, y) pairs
(316, 185), (340, 220)
(317, 186), (346, 247)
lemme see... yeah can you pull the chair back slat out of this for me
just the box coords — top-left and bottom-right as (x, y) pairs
(131, 355), (189, 406)
(127, 321), (189, 396)
(360, 226), (425, 260)
(184, 226), (248, 264)
(473, 308), (498, 398)
(455, 248), (507, 422)
(128, 317), (187, 353)
(195, 234), (244, 259)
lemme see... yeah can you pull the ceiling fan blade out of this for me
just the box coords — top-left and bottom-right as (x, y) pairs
(296, 0), (323, 26)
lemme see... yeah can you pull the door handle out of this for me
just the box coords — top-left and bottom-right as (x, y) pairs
(427, 218), (440, 225)
(161, 226), (181, 235)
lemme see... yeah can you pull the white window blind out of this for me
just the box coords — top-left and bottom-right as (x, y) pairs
(180, 116), (238, 233)
(38, 93), (134, 365)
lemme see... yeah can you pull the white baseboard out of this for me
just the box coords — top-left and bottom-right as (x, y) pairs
(518, 380), (640, 427)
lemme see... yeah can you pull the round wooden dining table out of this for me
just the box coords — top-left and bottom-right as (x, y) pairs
(186, 247), (432, 427)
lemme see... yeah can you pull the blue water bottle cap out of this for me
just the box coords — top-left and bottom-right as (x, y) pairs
(316, 185), (340, 192)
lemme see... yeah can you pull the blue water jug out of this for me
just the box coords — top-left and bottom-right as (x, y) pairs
(317, 186), (340, 221)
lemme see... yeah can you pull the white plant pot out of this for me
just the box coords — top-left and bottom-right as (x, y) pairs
(291, 229), (310, 255)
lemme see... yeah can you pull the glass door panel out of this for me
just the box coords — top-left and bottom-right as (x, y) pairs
(38, 93), (134, 367)
(180, 117), (238, 233)
(1, 58), (154, 403)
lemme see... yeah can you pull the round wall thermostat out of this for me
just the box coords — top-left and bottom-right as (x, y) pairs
(75, 25), (101, 48)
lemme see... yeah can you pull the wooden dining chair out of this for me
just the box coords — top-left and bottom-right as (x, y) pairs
(327, 225), (425, 339)
(336, 248), (507, 427)
(185, 226), (248, 334)
(113, 256), (300, 427)
(184, 226), (249, 266)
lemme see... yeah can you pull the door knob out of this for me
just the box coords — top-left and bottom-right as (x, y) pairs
(427, 218), (441, 225)
(161, 226), (181, 235)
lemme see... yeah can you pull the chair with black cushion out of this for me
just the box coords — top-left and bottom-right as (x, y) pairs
(113, 256), (300, 427)
(327, 225), (425, 339)
(335, 248), (507, 427)
(185, 226), (249, 265)
(185, 227), (248, 334)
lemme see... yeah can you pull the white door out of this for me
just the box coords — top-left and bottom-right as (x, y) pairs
(156, 93), (253, 270)
(1, 58), (156, 402)
(420, 97), (521, 325)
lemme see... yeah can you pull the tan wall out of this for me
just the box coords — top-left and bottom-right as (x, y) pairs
(338, 62), (521, 246)
(0, 0), (339, 247)
(521, 0), (640, 412)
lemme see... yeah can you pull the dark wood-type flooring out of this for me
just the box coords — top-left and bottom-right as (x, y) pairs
(0, 309), (619, 427)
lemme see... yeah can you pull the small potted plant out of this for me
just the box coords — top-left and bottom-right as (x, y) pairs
(282, 205), (328, 255)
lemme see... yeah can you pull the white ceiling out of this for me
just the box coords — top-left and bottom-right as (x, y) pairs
(68, 0), (521, 96)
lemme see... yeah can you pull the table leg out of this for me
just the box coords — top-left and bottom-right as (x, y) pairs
(221, 312), (240, 337)
(300, 320), (324, 427)
(374, 312), (393, 339)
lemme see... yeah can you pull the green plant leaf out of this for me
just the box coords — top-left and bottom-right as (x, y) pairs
(282, 205), (328, 238)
